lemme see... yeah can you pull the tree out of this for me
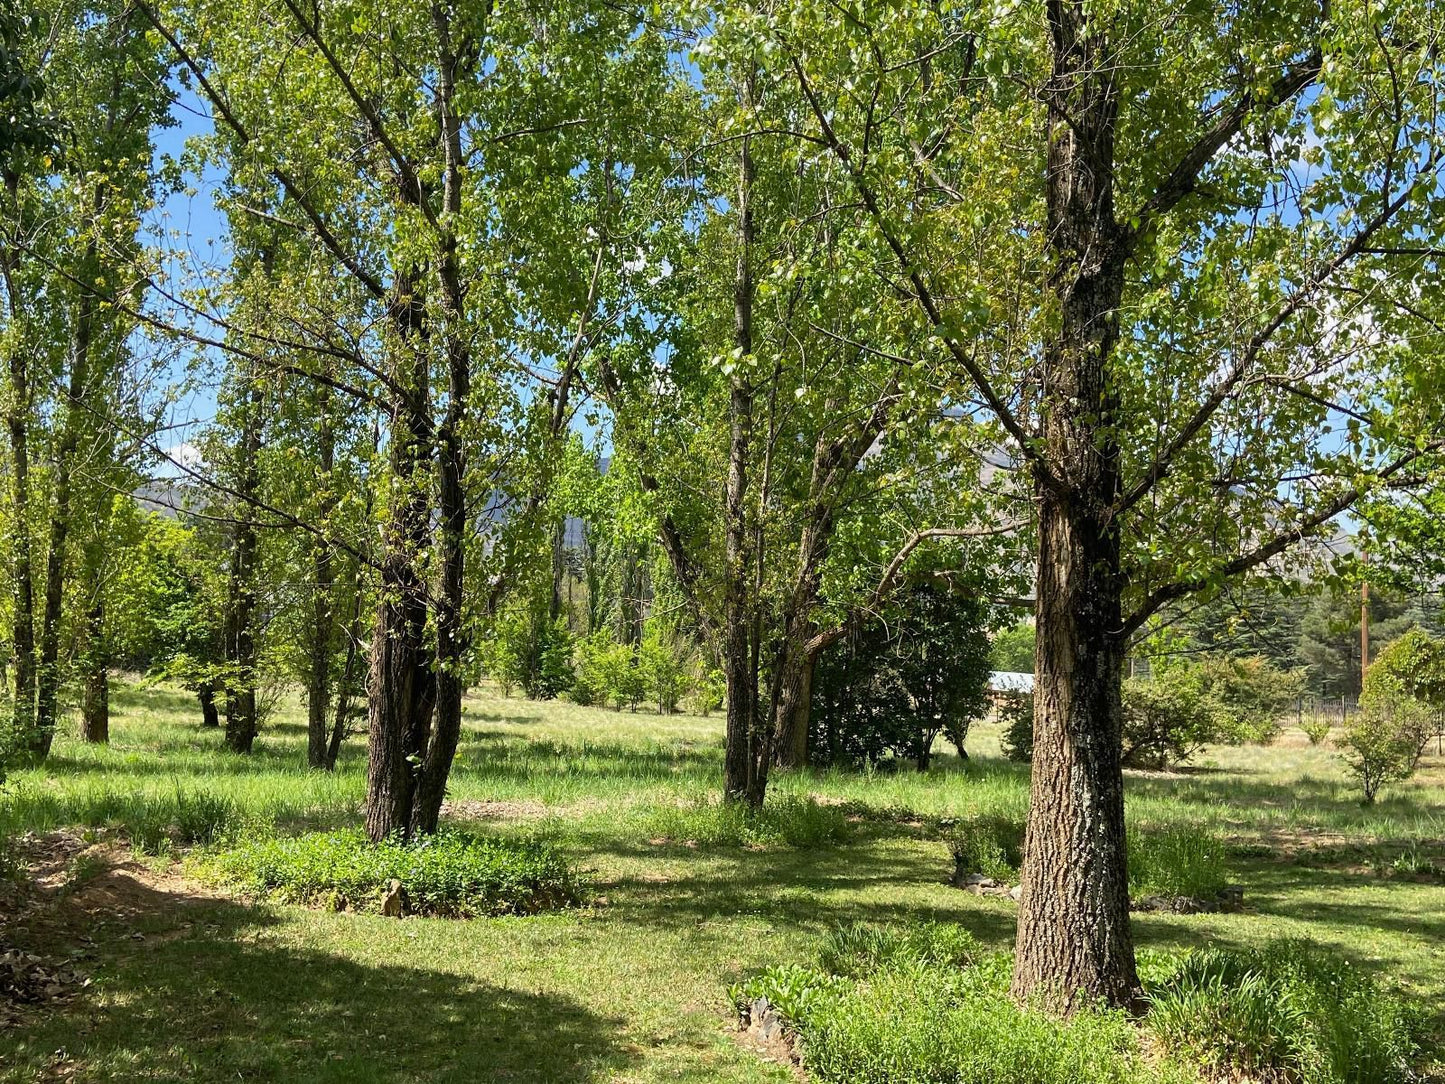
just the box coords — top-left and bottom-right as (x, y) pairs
(736, 0), (1445, 1009)
(811, 587), (993, 770)
(991, 624), (1036, 675)
(143, 0), (688, 838)
(2, 0), (165, 762)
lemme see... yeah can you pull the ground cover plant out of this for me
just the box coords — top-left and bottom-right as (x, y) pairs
(201, 828), (586, 916)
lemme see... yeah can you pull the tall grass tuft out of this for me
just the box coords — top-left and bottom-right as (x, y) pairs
(1147, 940), (1426, 1084)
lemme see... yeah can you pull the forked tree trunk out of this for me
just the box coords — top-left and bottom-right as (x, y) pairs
(1011, 0), (1139, 1012)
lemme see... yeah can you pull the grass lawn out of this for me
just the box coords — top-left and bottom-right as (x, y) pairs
(1, 679), (1443, 1081)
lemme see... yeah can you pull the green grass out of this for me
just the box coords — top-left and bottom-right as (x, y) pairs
(0, 679), (1442, 1081)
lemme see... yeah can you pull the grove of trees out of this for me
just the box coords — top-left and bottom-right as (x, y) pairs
(2, 0), (1443, 1015)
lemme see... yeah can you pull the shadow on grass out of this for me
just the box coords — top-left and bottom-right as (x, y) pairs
(2, 881), (634, 1083)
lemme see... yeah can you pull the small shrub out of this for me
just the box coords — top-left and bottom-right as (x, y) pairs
(946, 814), (1024, 882)
(1301, 716), (1332, 745)
(1197, 655), (1303, 745)
(203, 829), (585, 916)
(1340, 706), (1421, 803)
(1128, 826), (1227, 900)
(1122, 672), (1215, 769)
(999, 693), (1033, 763)
(819, 921), (979, 977)
(1147, 940), (1426, 1084)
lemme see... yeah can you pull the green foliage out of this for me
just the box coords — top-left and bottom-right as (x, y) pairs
(1121, 671), (1216, 769)
(999, 693), (1034, 763)
(1339, 706), (1422, 804)
(945, 814), (1023, 882)
(1196, 655), (1304, 745)
(819, 922), (979, 978)
(1301, 717), (1333, 745)
(1128, 827), (1228, 900)
(637, 794), (849, 849)
(204, 829), (585, 917)
(812, 588), (993, 769)
(795, 961), (1172, 1084)
(483, 604), (575, 701)
(990, 623), (1035, 674)
(728, 964), (844, 1031)
(1147, 941), (1426, 1084)
(638, 619), (690, 714)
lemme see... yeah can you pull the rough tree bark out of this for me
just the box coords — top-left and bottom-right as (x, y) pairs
(412, 19), (471, 837)
(364, 274), (435, 841)
(32, 273), (97, 760)
(5, 286), (37, 753)
(722, 78), (763, 805)
(1011, 0), (1138, 1011)
(306, 378), (337, 769)
(223, 363), (264, 754)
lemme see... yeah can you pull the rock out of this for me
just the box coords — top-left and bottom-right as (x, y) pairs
(748, 996), (771, 1024)
(758, 1014), (784, 1041)
(1217, 885), (1245, 911)
(381, 879), (405, 918)
(1009, 884), (1022, 902)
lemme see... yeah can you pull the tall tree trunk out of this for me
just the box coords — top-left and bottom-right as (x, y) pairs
(6, 332), (36, 754)
(79, 602), (109, 745)
(1012, 0), (1138, 1012)
(306, 380), (337, 769)
(723, 78), (762, 805)
(197, 682), (220, 729)
(364, 278), (433, 841)
(324, 570), (366, 770)
(33, 278), (98, 759)
(412, 20), (470, 838)
(79, 544), (109, 744)
(223, 367), (263, 754)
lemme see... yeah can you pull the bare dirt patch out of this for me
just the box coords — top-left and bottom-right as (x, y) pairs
(1, 830), (228, 1029)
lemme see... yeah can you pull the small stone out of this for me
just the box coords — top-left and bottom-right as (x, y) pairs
(758, 1014), (784, 1041)
(1009, 884), (1022, 902)
(748, 996), (770, 1025)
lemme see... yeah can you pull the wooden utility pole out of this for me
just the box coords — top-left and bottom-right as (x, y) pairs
(1360, 552), (1370, 685)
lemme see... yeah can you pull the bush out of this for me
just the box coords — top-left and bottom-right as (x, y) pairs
(946, 814), (1023, 882)
(639, 620), (690, 714)
(1121, 671), (1215, 769)
(1128, 826), (1227, 900)
(638, 794), (849, 849)
(483, 604), (574, 700)
(1340, 706), (1422, 804)
(203, 829), (585, 916)
(999, 692), (1033, 762)
(810, 587), (992, 770)
(1301, 716), (1332, 745)
(1196, 655), (1303, 745)
(1147, 940), (1426, 1083)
